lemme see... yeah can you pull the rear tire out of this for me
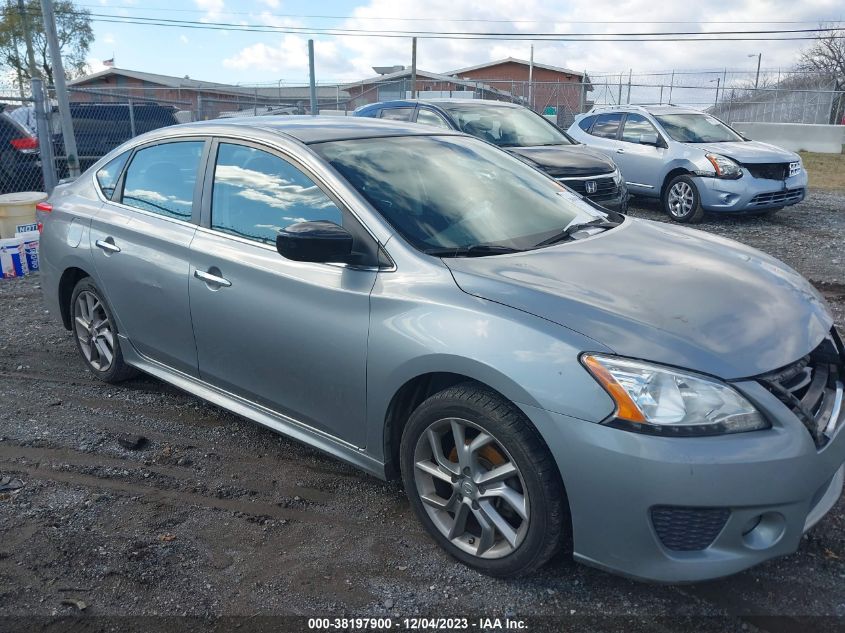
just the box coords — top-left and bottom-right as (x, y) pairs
(400, 382), (567, 577)
(69, 277), (137, 383)
(662, 175), (704, 223)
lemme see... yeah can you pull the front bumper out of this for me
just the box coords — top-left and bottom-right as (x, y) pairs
(696, 168), (808, 213)
(523, 377), (845, 583)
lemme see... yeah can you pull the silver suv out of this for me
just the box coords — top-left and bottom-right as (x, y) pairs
(567, 105), (807, 222)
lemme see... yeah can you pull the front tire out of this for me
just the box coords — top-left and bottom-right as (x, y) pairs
(663, 175), (704, 223)
(400, 383), (567, 577)
(70, 277), (137, 383)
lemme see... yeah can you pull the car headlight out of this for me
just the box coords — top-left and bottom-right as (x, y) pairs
(582, 354), (769, 436)
(705, 153), (743, 179)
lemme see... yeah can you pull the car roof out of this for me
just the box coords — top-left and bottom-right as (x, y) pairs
(364, 98), (522, 110)
(164, 115), (463, 144)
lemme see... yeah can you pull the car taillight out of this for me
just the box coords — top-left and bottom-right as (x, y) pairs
(10, 137), (39, 151)
(36, 202), (52, 213)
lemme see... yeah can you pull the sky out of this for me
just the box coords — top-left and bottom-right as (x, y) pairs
(84, 0), (845, 86)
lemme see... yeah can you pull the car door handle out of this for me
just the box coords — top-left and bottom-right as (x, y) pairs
(95, 239), (121, 253)
(194, 269), (232, 288)
(616, 148), (625, 154)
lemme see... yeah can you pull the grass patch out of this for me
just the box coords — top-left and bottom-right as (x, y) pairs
(798, 151), (845, 192)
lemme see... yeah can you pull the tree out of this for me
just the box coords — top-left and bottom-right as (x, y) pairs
(0, 1), (93, 92)
(797, 26), (845, 123)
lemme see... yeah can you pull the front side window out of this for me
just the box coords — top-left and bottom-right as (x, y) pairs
(621, 113), (659, 144)
(314, 135), (603, 252)
(590, 113), (623, 139)
(121, 141), (204, 220)
(211, 143), (342, 245)
(380, 108), (414, 121)
(416, 109), (451, 129)
(654, 113), (743, 143)
(96, 151), (129, 199)
(440, 104), (573, 148)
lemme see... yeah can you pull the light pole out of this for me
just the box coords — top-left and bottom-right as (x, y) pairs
(710, 77), (720, 110)
(748, 53), (762, 89)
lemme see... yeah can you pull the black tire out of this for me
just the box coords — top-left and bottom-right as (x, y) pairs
(69, 277), (138, 383)
(400, 382), (567, 577)
(662, 174), (705, 223)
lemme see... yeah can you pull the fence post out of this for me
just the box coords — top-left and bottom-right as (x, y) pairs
(127, 98), (136, 137)
(31, 77), (57, 193)
(626, 69), (632, 104)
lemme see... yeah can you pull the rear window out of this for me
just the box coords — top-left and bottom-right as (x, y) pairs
(577, 115), (596, 132)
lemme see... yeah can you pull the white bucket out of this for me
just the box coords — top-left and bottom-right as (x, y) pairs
(0, 237), (27, 278)
(15, 230), (39, 273)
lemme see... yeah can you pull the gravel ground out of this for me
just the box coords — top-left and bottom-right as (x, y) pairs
(0, 191), (843, 631)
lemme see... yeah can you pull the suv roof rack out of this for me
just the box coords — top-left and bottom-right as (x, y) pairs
(586, 103), (686, 115)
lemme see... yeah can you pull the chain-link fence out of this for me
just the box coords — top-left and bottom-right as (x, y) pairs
(3, 69), (842, 196)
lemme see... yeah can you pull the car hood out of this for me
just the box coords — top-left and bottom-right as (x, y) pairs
(444, 218), (832, 380)
(506, 144), (616, 177)
(687, 140), (799, 163)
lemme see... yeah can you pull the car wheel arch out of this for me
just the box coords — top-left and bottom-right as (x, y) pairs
(660, 165), (698, 198)
(58, 266), (93, 330)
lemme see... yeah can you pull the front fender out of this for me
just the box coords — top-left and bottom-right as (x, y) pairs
(364, 266), (616, 462)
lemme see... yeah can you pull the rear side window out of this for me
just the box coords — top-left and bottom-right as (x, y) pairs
(210, 143), (343, 245)
(121, 141), (204, 220)
(590, 113), (623, 139)
(416, 109), (451, 129)
(577, 115), (596, 132)
(95, 152), (129, 199)
(380, 108), (414, 121)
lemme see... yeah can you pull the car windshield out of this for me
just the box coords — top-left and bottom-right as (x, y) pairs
(312, 135), (604, 253)
(438, 104), (573, 148)
(654, 113), (744, 143)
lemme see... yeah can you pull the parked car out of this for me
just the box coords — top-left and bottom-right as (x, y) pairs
(567, 105), (808, 222)
(0, 107), (44, 193)
(38, 117), (843, 582)
(354, 99), (628, 213)
(52, 102), (181, 175)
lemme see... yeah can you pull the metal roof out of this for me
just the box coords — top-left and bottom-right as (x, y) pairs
(447, 57), (586, 79)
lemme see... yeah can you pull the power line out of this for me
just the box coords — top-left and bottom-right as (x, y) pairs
(68, 12), (845, 41)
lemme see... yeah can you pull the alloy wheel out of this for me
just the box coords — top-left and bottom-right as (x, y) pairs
(73, 290), (115, 372)
(667, 181), (695, 218)
(413, 417), (530, 559)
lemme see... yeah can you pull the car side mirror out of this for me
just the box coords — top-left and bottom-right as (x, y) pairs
(639, 132), (659, 146)
(276, 220), (353, 264)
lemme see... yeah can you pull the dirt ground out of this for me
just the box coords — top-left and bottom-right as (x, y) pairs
(0, 191), (844, 632)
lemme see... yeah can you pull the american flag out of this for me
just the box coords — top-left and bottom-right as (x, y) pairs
(103, 58), (114, 67)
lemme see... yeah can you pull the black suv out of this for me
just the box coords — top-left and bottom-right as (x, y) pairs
(354, 99), (628, 213)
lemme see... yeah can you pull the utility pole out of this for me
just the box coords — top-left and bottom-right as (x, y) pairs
(748, 53), (762, 89)
(307, 39), (317, 115)
(626, 68), (632, 104)
(40, 0), (80, 177)
(17, 0), (38, 77)
(410, 37), (417, 99)
(528, 45), (534, 110)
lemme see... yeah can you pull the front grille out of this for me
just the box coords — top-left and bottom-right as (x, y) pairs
(741, 162), (789, 180)
(748, 188), (804, 207)
(558, 175), (619, 201)
(651, 506), (730, 551)
(757, 331), (845, 448)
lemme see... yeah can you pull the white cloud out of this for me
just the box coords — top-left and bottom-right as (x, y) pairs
(103, 33), (115, 45)
(223, 36), (346, 79)
(180, 35), (190, 45)
(259, 0), (280, 7)
(195, 0), (224, 22)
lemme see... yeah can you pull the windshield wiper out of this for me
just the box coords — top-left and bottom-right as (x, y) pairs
(423, 244), (522, 258)
(533, 218), (620, 248)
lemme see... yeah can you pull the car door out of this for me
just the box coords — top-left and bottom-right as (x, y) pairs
(613, 113), (667, 195)
(581, 112), (625, 160)
(188, 139), (377, 447)
(89, 138), (208, 376)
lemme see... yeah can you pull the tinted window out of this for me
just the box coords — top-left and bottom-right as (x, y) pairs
(577, 115), (596, 132)
(121, 141), (204, 220)
(314, 135), (604, 253)
(96, 152), (129, 199)
(416, 109), (451, 129)
(380, 108), (414, 121)
(439, 103), (572, 147)
(621, 113), (659, 143)
(211, 143), (342, 245)
(590, 113), (623, 139)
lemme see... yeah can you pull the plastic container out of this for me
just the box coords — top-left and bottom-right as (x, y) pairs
(0, 237), (27, 278)
(0, 191), (46, 239)
(15, 230), (39, 272)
